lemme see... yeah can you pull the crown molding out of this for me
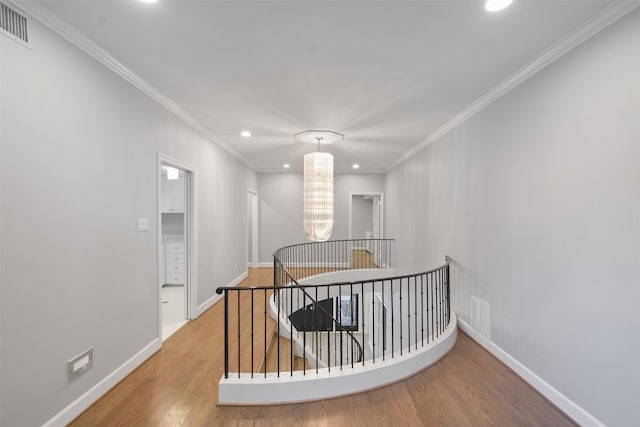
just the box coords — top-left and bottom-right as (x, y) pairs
(256, 168), (386, 174)
(14, 0), (256, 171)
(386, 1), (640, 173)
(13, 0), (638, 175)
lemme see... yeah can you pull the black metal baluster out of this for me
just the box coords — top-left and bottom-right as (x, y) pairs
(435, 272), (440, 339)
(399, 278), (403, 355)
(223, 289), (229, 379)
(391, 279), (395, 358)
(251, 289), (254, 378)
(440, 267), (444, 335)
(339, 283), (343, 370)
(414, 275), (418, 350)
(405, 277), (410, 354)
(303, 290), (307, 375)
(277, 286), (280, 377)
(350, 283), (354, 367)
(372, 280), (376, 363)
(361, 283), (365, 366)
(429, 272), (433, 344)
(315, 286), (319, 374)
(264, 288), (267, 378)
(446, 264), (451, 325)
(290, 287), (294, 376)
(382, 279), (386, 361)
(420, 274), (424, 346)
(237, 291), (241, 378)
(327, 285), (331, 372)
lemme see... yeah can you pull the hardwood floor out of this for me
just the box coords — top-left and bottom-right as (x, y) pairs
(284, 250), (379, 279)
(351, 249), (377, 268)
(69, 268), (575, 426)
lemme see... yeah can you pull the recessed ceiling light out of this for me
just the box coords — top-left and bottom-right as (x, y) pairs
(139, 0), (158, 3)
(240, 130), (252, 138)
(283, 164), (290, 169)
(352, 164), (360, 169)
(485, 0), (512, 12)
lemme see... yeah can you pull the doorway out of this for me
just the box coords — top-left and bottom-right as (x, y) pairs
(158, 155), (195, 341)
(247, 190), (259, 269)
(349, 192), (384, 267)
(349, 192), (384, 240)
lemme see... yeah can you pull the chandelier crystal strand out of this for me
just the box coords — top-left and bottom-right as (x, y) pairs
(303, 151), (334, 241)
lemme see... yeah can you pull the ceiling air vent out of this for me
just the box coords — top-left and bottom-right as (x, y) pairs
(0, 1), (29, 45)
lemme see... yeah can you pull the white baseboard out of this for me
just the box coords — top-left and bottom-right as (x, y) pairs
(457, 319), (604, 427)
(196, 271), (248, 317)
(43, 338), (162, 427)
(45, 269), (251, 426)
(258, 262), (272, 268)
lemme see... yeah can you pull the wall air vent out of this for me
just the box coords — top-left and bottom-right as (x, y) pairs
(0, 1), (29, 45)
(67, 348), (93, 381)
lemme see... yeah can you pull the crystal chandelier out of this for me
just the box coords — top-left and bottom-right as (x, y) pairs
(296, 130), (343, 242)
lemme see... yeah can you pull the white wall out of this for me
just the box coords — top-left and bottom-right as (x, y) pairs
(0, 17), (256, 427)
(258, 173), (384, 263)
(385, 9), (640, 426)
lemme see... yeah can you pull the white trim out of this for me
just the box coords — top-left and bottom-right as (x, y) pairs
(17, 1), (255, 171)
(386, 1), (640, 172)
(158, 154), (197, 333)
(458, 319), (605, 427)
(42, 338), (162, 427)
(257, 168), (387, 174)
(258, 262), (273, 268)
(196, 271), (248, 317)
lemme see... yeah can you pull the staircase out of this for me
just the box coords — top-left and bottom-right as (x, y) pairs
(216, 240), (457, 405)
(257, 331), (308, 374)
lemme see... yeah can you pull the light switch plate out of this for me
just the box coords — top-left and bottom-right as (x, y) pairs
(137, 218), (150, 231)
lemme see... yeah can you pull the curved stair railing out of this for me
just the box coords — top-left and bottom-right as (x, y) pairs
(272, 239), (391, 372)
(273, 273), (365, 373)
(216, 239), (452, 391)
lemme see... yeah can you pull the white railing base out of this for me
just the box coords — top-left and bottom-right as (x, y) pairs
(218, 311), (457, 405)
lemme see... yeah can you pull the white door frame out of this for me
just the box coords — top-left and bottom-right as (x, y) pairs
(348, 192), (384, 240)
(157, 153), (198, 341)
(247, 189), (259, 269)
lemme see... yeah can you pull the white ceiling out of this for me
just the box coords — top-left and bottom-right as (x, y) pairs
(32, 0), (622, 173)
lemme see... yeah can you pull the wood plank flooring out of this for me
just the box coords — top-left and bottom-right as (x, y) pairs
(280, 249), (378, 283)
(69, 268), (575, 427)
(259, 333), (308, 374)
(351, 249), (377, 268)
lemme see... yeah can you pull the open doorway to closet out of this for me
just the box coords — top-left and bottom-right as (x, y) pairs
(159, 155), (195, 341)
(247, 190), (259, 269)
(349, 192), (384, 240)
(349, 192), (384, 267)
